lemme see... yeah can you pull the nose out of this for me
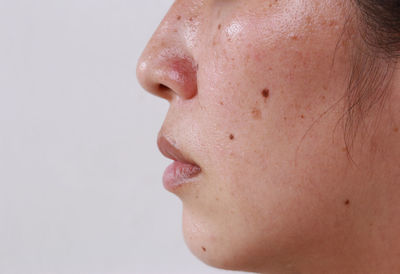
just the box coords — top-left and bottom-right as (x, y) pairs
(136, 1), (200, 101)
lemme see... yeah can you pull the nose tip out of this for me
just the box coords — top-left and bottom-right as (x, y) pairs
(136, 51), (198, 101)
(136, 58), (169, 100)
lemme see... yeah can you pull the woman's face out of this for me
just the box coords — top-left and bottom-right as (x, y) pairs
(137, 0), (389, 272)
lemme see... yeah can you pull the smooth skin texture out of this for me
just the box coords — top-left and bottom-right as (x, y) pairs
(137, 0), (400, 273)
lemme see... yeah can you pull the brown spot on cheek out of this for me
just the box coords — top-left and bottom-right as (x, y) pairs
(218, 24), (222, 30)
(394, 127), (399, 133)
(202, 246), (207, 252)
(251, 108), (262, 120)
(262, 89), (270, 99)
(176, 15), (181, 20)
(229, 134), (235, 140)
(345, 200), (350, 206)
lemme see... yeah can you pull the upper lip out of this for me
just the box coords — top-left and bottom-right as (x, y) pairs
(157, 134), (199, 166)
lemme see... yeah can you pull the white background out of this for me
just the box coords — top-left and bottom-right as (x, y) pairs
(0, 0), (246, 273)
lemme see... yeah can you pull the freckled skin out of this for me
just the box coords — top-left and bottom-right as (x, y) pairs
(137, 0), (400, 273)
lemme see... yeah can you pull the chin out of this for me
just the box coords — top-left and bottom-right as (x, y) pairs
(180, 207), (283, 273)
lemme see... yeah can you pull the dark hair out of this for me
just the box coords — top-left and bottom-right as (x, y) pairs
(354, 0), (400, 57)
(343, 0), (400, 152)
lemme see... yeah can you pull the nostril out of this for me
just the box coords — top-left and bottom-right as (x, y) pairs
(158, 84), (169, 91)
(155, 83), (173, 101)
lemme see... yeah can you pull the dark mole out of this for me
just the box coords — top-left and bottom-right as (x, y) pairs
(394, 127), (399, 133)
(262, 88), (270, 98)
(229, 134), (235, 140)
(301, 114), (305, 119)
(218, 24), (222, 30)
(345, 200), (350, 206)
(177, 15), (181, 20)
(202, 246), (207, 252)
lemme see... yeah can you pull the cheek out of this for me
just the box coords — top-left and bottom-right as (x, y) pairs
(197, 6), (349, 156)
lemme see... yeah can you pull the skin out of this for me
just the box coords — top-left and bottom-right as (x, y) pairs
(137, 0), (400, 273)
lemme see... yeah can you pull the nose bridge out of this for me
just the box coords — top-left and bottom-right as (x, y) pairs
(136, 0), (203, 101)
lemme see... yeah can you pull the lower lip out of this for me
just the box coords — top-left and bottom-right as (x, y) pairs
(162, 161), (201, 191)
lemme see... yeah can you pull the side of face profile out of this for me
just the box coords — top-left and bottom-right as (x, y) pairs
(137, 0), (400, 273)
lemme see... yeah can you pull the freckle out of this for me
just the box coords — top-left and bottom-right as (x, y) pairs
(342, 147), (348, 152)
(262, 88), (270, 99)
(394, 127), (399, 133)
(176, 15), (181, 20)
(195, 195), (199, 199)
(189, 17), (193, 21)
(321, 96), (326, 100)
(219, 101), (224, 106)
(218, 24), (221, 30)
(251, 108), (262, 120)
(290, 35), (299, 41)
(229, 134), (235, 140)
(202, 246), (207, 252)
(345, 200), (350, 206)
(301, 115), (305, 119)
(284, 117), (287, 121)
(215, 197), (219, 201)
